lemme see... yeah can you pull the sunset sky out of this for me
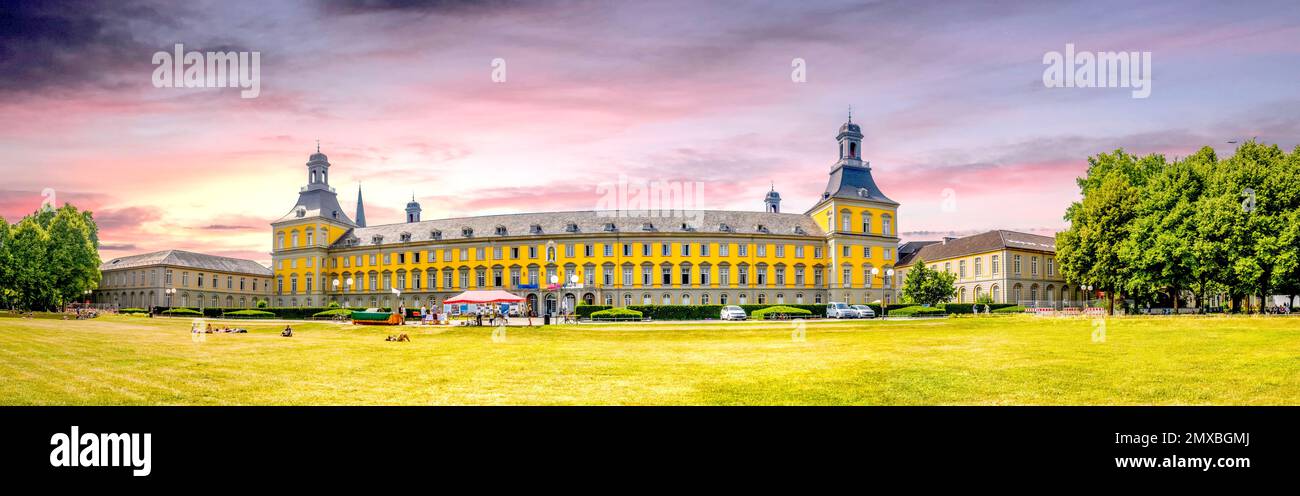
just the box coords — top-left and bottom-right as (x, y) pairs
(2, 0), (1298, 266)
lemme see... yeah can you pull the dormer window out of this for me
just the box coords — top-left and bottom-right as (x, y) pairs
(295, 207), (306, 218)
(400, 232), (412, 242)
(603, 222), (616, 232)
(371, 235), (383, 244)
(565, 222), (579, 233)
(641, 222), (655, 231)
(792, 226), (806, 235)
(718, 223), (731, 232)
(529, 224), (542, 234)
(462, 227), (474, 238)
(680, 223), (695, 232)
(755, 224), (769, 233)
(495, 225), (507, 236)
(858, 187), (869, 198)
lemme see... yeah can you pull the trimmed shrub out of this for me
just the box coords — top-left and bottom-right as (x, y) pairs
(993, 305), (1027, 314)
(119, 308), (147, 314)
(942, 303), (975, 314)
(590, 308), (643, 320)
(312, 308), (354, 318)
(327, 301), (341, 309)
(161, 307), (202, 316)
(224, 309), (276, 319)
(751, 306), (812, 320)
(576, 305), (612, 319)
(888, 306), (947, 317)
(256, 299), (269, 309)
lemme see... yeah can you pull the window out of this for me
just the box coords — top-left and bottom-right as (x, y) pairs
(510, 268), (520, 287)
(992, 255), (1000, 275)
(756, 266), (767, 285)
(660, 243), (670, 257)
(370, 273), (378, 290)
(719, 294), (729, 305)
(842, 245), (850, 257)
(476, 248), (485, 260)
(1047, 258), (1055, 276)
(529, 246), (537, 259)
(414, 251), (421, 263)
(1014, 255), (1022, 274)
(623, 244), (632, 257)
(661, 294), (671, 305)
(681, 243), (690, 257)
(959, 260), (967, 279)
(566, 244), (575, 258)
(680, 265), (691, 285)
(493, 247), (502, 260)
(863, 246), (871, 258)
(757, 244), (767, 257)
(882, 215), (892, 235)
(757, 293), (767, 304)
(701, 293), (710, 305)
(1031, 256), (1039, 275)
(459, 270), (469, 289)
(975, 257), (983, 276)
(511, 247), (520, 259)
(623, 266), (633, 286)
(843, 267), (852, 287)
(775, 267), (785, 285)
(841, 210), (851, 231)
(795, 267), (805, 285)
(398, 253), (406, 264)
(862, 213), (873, 234)
(661, 266), (672, 286)
(738, 244), (748, 257)
(701, 243), (710, 256)
(814, 247), (823, 258)
(603, 267), (614, 286)
(603, 244), (613, 257)
(719, 243), (730, 257)
(443, 250), (451, 262)
(642, 266), (652, 286)
(700, 266), (711, 285)
(738, 266), (749, 285)
(444, 271), (453, 289)
(641, 243), (651, 257)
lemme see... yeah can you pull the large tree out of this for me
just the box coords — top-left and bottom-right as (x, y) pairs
(1058, 150), (1161, 314)
(46, 205), (102, 308)
(900, 259), (956, 306)
(0, 203), (102, 311)
(7, 216), (52, 310)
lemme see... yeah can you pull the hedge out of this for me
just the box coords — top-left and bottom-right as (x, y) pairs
(151, 306), (387, 319)
(575, 305), (612, 319)
(751, 306), (812, 319)
(161, 307), (202, 316)
(312, 308), (355, 318)
(119, 308), (147, 314)
(224, 309), (276, 319)
(888, 306), (947, 317)
(590, 308), (643, 320)
(941, 303), (1021, 314)
(993, 305), (1027, 313)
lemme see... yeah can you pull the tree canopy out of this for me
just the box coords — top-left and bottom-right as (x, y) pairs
(900, 259), (957, 306)
(1057, 142), (1300, 313)
(0, 204), (102, 311)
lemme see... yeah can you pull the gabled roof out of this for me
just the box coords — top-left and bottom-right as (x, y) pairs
(329, 210), (825, 248)
(100, 250), (272, 276)
(897, 230), (1056, 266)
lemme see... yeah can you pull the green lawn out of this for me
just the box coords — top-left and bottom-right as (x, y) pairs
(1, 314), (1297, 405)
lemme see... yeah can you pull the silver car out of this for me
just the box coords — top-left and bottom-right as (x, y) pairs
(720, 305), (748, 320)
(851, 305), (877, 318)
(826, 302), (859, 319)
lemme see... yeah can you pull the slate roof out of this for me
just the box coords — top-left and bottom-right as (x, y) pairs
(100, 250), (272, 276)
(273, 188), (356, 225)
(818, 163), (898, 205)
(330, 210), (825, 248)
(897, 230), (1056, 266)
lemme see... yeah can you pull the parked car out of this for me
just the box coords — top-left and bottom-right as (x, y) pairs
(720, 305), (748, 321)
(851, 305), (877, 318)
(826, 302), (859, 319)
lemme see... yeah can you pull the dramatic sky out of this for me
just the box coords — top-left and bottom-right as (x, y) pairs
(2, 0), (1298, 265)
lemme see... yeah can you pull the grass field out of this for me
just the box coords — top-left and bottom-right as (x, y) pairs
(1, 314), (1297, 405)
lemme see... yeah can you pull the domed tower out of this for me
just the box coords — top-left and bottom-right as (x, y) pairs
(305, 141), (332, 191)
(836, 109), (865, 167)
(764, 183), (781, 213)
(405, 194), (422, 223)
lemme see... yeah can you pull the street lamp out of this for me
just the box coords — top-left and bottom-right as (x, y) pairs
(871, 267), (895, 317)
(164, 287), (176, 308)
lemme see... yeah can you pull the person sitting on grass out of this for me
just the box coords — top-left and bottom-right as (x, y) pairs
(281, 325), (293, 337)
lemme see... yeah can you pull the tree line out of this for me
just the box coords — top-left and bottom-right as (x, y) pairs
(1057, 141), (1300, 314)
(0, 204), (102, 311)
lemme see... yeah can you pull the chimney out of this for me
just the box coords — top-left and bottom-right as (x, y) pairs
(942, 236), (956, 245)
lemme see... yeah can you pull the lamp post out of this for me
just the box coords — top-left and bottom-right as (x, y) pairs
(871, 267), (895, 317)
(164, 288), (176, 308)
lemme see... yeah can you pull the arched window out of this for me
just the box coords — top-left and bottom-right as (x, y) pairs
(738, 293), (748, 304)
(661, 293), (671, 305)
(849, 142), (858, 158)
(700, 293), (710, 305)
(720, 294), (729, 305)
(681, 294), (691, 305)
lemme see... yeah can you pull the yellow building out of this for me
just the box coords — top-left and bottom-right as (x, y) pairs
(270, 117), (903, 311)
(96, 250), (273, 309)
(895, 230), (1074, 305)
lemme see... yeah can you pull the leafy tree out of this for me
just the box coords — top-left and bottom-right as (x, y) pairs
(901, 259), (956, 306)
(0, 218), (13, 309)
(46, 205), (102, 308)
(7, 217), (52, 310)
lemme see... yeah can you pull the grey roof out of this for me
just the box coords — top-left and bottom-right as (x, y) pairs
(274, 188), (357, 225)
(101, 250), (272, 276)
(897, 230), (1056, 266)
(330, 210), (825, 248)
(818, 163), (897, 205)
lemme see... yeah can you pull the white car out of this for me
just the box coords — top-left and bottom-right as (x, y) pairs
(720, 305), (748, 320)
(851, 305), (877, 318)
(826, 302), (859, 319)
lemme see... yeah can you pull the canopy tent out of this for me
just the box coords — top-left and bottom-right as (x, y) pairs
(443, 290), (525, 304)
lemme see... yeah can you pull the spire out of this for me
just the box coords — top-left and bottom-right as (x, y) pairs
(355, 184), (367, 227)
(847, 105), (852, 123)
(316, 139), (320, 153)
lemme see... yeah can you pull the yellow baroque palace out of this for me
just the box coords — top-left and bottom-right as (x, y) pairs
(270, 117), (904, 312)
